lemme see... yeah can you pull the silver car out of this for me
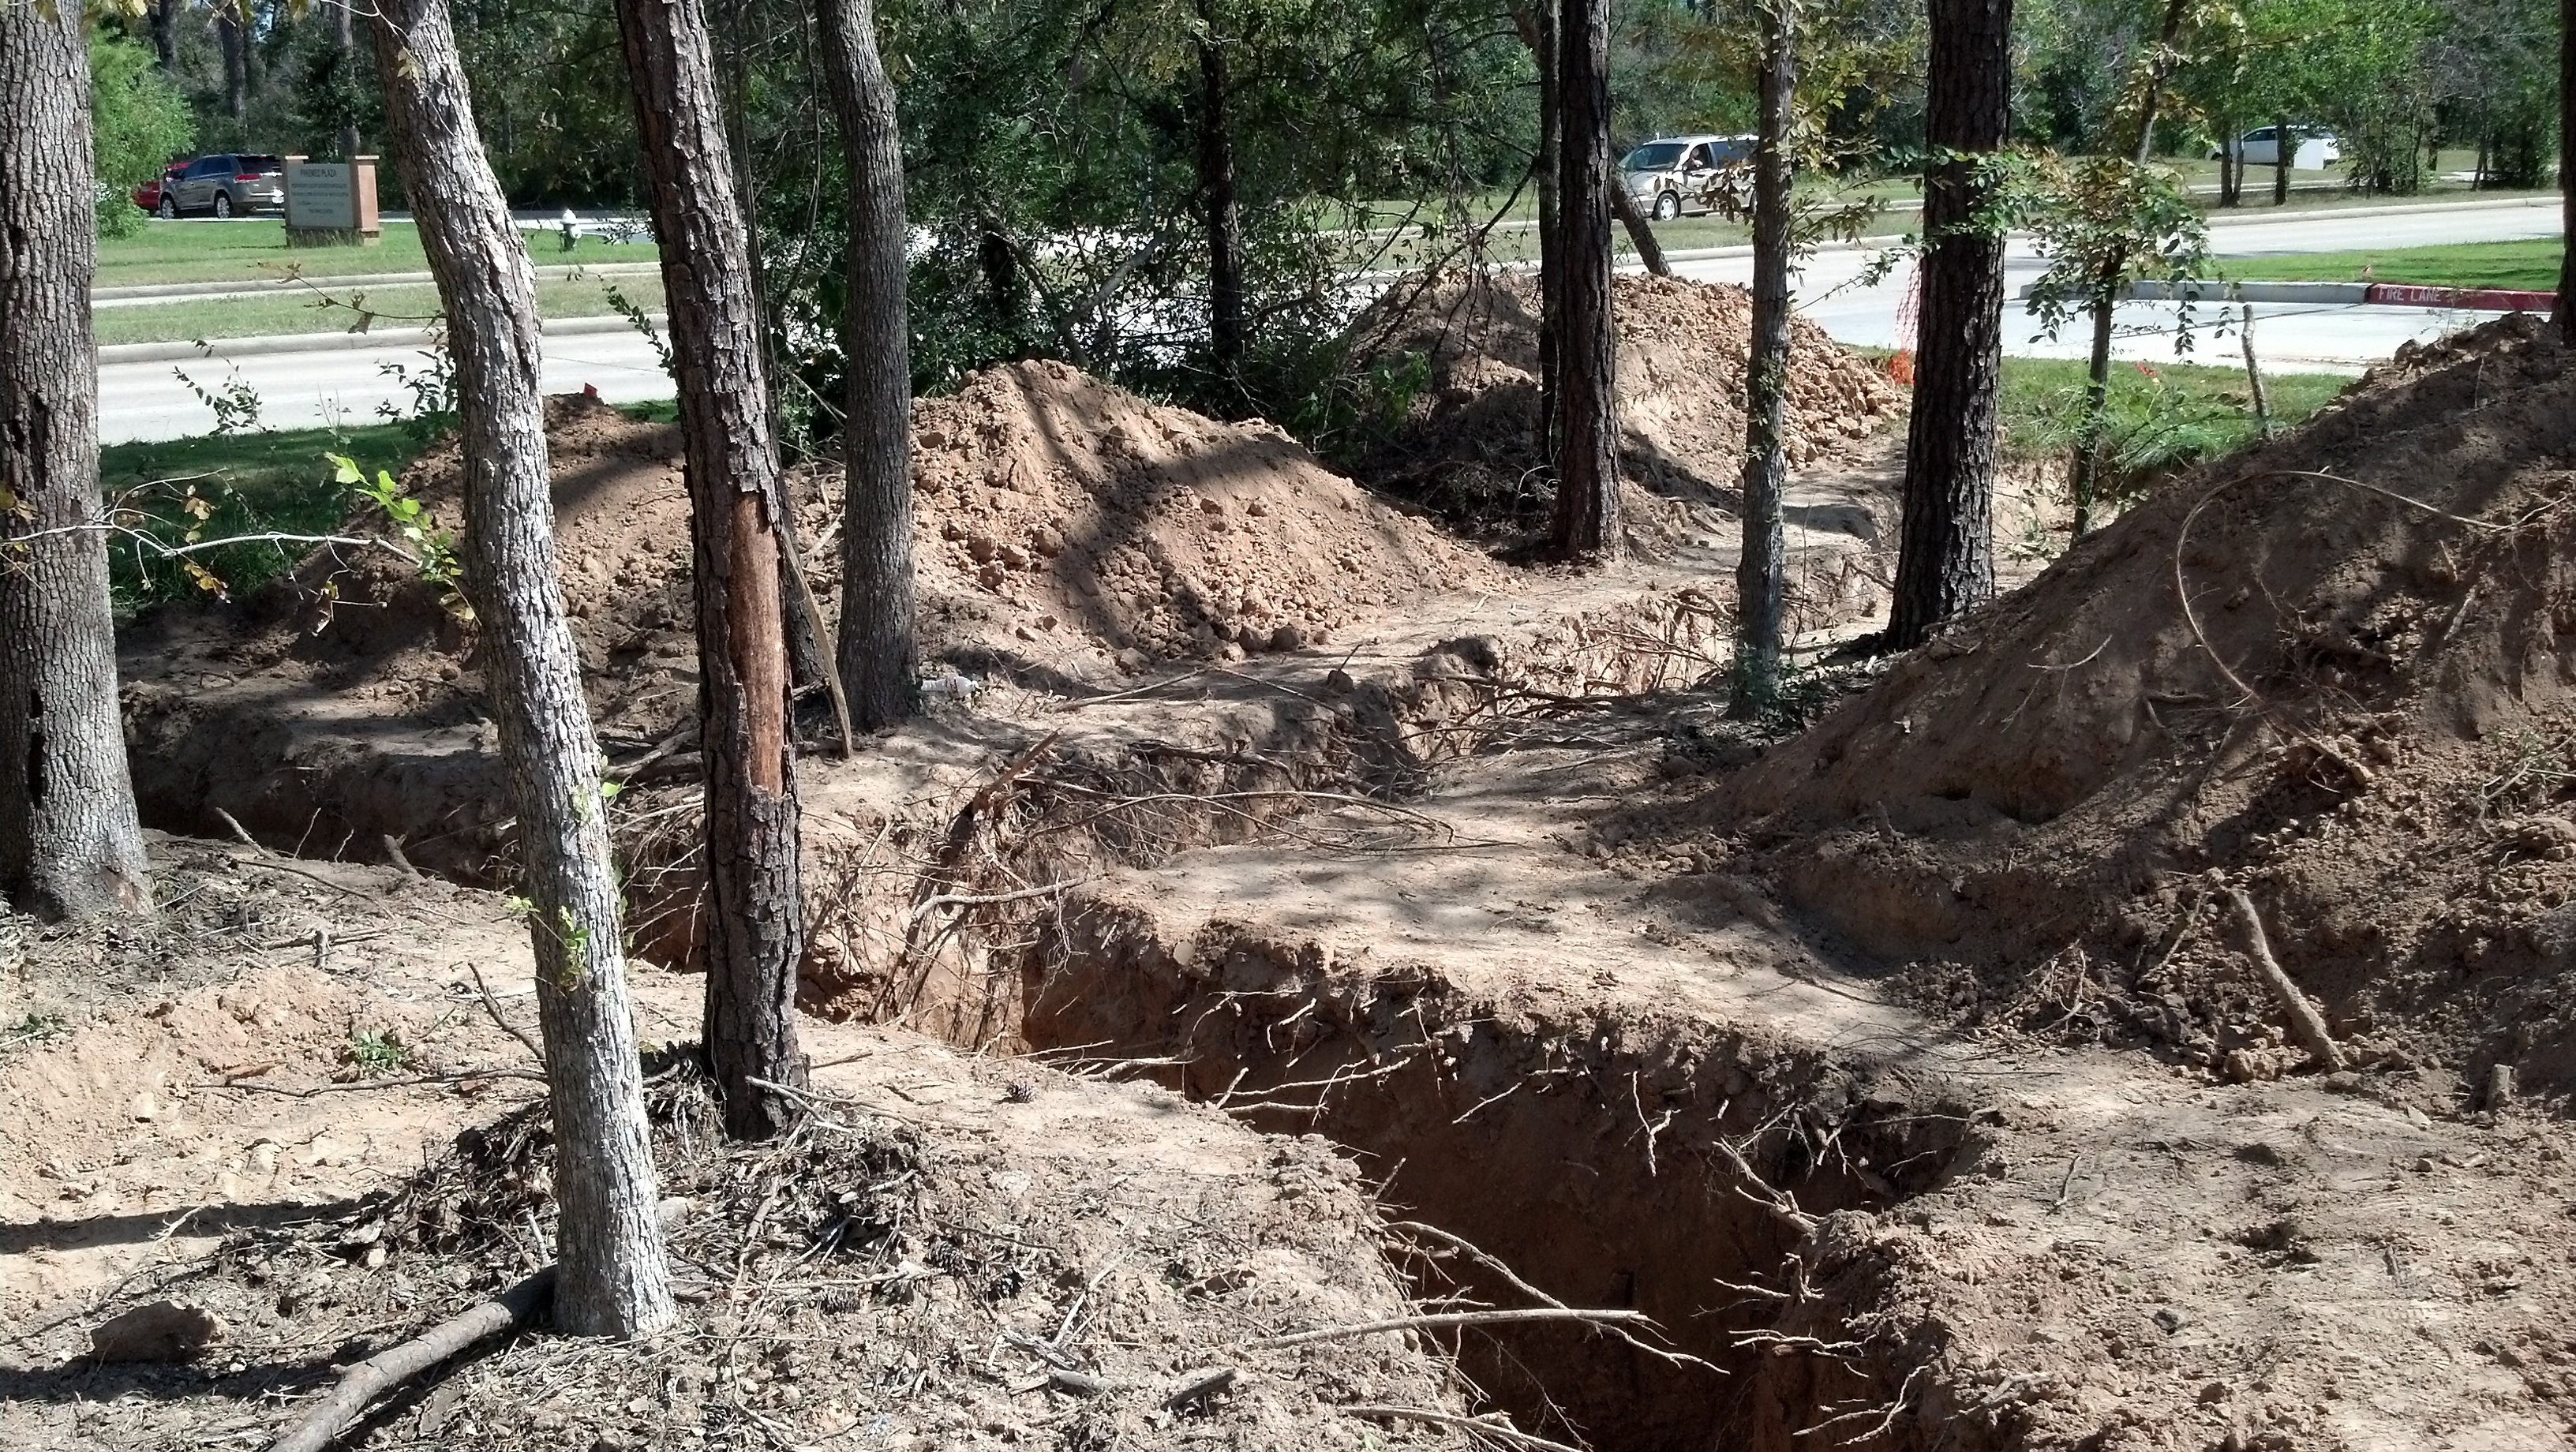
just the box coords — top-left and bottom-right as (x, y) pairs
(1623, 134), (1756, 220)
(158, 153), (286, 219)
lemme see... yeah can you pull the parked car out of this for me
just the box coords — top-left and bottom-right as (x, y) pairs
(1622, 134), (1757, 221)
(132, 161), (187, 215)
(157, 153), (286, 219)
(2211, 125), (2341, 168)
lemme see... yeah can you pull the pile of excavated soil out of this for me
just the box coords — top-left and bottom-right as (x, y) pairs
(906, 361), (1507, 669)
(1350, 271), (1907, 547)
(0, 851), (1470, 1452)
(1683, 312), (2576, 1097)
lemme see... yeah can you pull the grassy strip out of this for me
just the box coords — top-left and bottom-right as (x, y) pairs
(101, 402), (677, 615)
(95, 275), (668, 347)
(1995, 355), (2349, 470)
(99, 421), (429, 615)
(2217, 238), (2560, 292)
(98, 218), (658, 290)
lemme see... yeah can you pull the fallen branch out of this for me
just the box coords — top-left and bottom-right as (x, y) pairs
(1387, 1220), (1715, 1372)
(467, 961), (545, 1068)
(200, 1067), (545, 1098)
(1343, 1404), (1586, 1452)
(267, 1267), (554, 1452)
(2223, 887), (2345, 1071)
(1241, 1307), (1649, 1351)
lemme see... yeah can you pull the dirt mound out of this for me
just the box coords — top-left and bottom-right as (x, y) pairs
(1350, 271), (1906, 546)
(1695, 312), (2576, 1095)
(908, 361), (1507, 669)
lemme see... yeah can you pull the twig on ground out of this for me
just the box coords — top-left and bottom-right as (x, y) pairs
(1241, 1307), (1650, 1351)
(267, 1267), (555, 1452)
(467, 961), (546, 1068)
(212, 808), (267, 855)
(2223, 886), (2345, 1071)
(1342, 1404), (1586, 1452)
(198, 1068), (544, 1098)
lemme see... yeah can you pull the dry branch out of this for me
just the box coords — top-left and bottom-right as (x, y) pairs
(267, 1268), (554, 1452)
(1344, 1404), (1586, 1452)
(1241, 1307), (1649, 1351)
(2223, 887), (2344, 1071)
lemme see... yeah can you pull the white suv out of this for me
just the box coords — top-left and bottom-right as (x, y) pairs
(1623, 135), (1756, 220)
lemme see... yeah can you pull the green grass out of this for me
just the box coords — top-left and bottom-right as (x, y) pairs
(99, 420), (431, 614)
(95, 275), (668, 346)
(96, 218), (658, 290)
(1995, 354), (2350, 472)
(2218, 238), (2561, 292)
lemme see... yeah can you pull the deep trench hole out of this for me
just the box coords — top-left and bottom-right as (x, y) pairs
(1014, 907), (1974, 1452)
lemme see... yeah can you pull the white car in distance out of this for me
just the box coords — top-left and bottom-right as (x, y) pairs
(2212, 125), (2341, 168)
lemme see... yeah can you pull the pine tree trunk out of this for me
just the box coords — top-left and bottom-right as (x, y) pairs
(219, 4), (248, 120)
(1196, 0), (1245, 390)
(612, 0), (809, 1141)
(1731, 0), (1795, 717)
(334, 2), (359, 159)
(2559, 0), (2574, 339)
(814, 0), (918, 734)
(1549, 0), (1618, 559)
(2273, 112), (2291, 204)
(0, 1), (153, 923)
(1887, 0), (2009, 649)
(369, 0), (677, 1338)
(1609, 184), (1672, 276)
(1509, 0), (1559, 461)
(151, 0), (179, 73)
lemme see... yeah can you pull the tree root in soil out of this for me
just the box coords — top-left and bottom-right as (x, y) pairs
(2222, 886), (2344, 1072)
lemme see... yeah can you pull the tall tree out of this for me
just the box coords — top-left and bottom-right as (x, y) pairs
(1197, 0), (1247, 388)
(1551, 0), (1619, 559)
(1507, 0), (1562, 460)
(1732, 0), (1796, 715)
(149, 0), (179, 72)
(2559, 0), (2574, 336)
(0, 0), (154, 923)
(613, 0), (810, 1140)
(814, 0), (918, 733)
(1888, 0), (2012, 649)
(368, 0), (677, 1337)
(216, 0), (248, 119)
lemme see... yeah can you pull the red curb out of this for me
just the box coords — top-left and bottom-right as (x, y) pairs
(2363, 282), (2555, 312)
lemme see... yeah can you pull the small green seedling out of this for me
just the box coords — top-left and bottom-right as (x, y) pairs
(346, 1027), (414, 1079)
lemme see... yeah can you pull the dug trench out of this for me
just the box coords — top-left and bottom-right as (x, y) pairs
(90, 335), (2576, 1450)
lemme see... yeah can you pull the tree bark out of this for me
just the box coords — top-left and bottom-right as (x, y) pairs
(150, 0), (179, 73)
(1508, 0), (1560, 461)
(1732, 0), (1795, 717)
(1550, 0), (1618, 559)
(2273, 112), (2291, 204)
(814, 0), (918, 735)
(218, 2), (249, 121)
(1888, 0), (2010, 649)
(2559, 0), (2574, 339)
(612, 0), (809, 1141)
(334, 0), (360, 160)
(369, 0), (676, 1338)
(1609, 184), (1672, 276)
(0, 0), (154, 923)
(1196, 0), (1245, 389)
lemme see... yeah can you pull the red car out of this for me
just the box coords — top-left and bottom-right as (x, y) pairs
(133, 162), (185, 215)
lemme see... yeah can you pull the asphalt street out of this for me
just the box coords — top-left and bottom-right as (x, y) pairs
(96, 199), (2562, 443)
(1672, 197), (2564, 375)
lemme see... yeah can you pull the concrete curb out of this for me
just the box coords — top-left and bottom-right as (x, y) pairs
(2062, 277), (2555, 311)
(97, 312), (664, 365)
(93, 261), (661, 304)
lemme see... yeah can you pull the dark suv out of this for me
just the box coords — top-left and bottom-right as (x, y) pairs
(158, 154), (286, 219)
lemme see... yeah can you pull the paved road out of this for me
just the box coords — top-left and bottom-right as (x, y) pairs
(98, 200), (2560, 442)
(99, 327), (675, 443)
(1671, 199), (2563, 376)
